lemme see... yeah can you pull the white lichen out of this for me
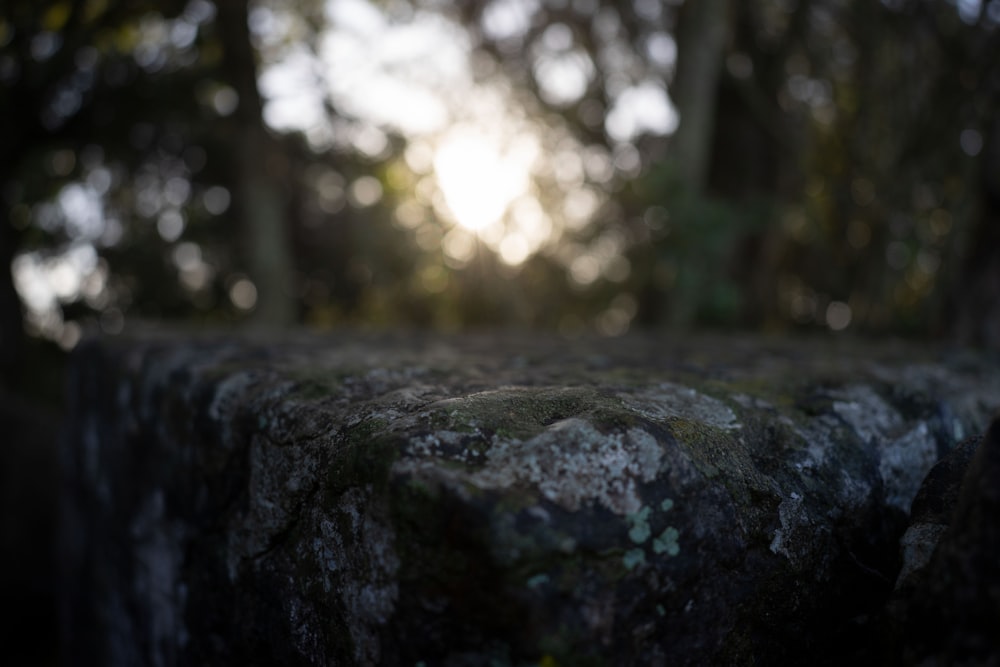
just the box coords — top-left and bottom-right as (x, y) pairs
(769, 491), (807, 562)
(469, 418), (666, 515)
(405, 430), (474, 461)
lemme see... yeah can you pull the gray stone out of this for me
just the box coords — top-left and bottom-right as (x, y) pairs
(888, 418), (1000, 665)
(59, 332), (1000, 666)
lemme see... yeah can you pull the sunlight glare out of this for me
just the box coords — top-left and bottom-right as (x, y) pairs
(257, 0), (587, 267)
(433, 128), (533, 231)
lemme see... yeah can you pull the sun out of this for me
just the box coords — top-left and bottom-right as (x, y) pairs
(433, 127), (532, 232)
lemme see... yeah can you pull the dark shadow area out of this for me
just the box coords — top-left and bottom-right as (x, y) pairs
(1, 374), (62, 667)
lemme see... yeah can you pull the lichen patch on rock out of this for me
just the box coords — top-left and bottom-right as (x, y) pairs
(475, 419), (664, 515)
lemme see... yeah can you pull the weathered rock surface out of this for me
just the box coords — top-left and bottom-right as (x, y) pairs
(889, 418), (1000, 665)
(60, 331), (1000, 666)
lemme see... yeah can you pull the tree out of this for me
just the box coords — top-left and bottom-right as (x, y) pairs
(214, 0), (296, 327)
(3, 0), (998, 353)
(0, 0), (305, 369)
(670, 0), (731, 194)
(0, 0), (185, 387)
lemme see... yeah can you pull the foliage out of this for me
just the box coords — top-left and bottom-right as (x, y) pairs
(2, 0), (999, 376)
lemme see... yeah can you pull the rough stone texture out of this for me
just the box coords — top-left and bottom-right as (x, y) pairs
(60, 331), (1000, 666)
(889, 419), (1000, 665)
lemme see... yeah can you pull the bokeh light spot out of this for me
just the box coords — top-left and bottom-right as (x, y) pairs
(959, 128), (983, 156)
(499, 233), (530, 266)
(348, 175), (383, 207)
(443, 228), (477, 266)
(569, 254), (601, 286)
(605, 82), (678, 142)
(157, 210), (185, 242)
(826, 301), (852, 331)
(203, 186), (231, 215)
(228, 277), (258, 310)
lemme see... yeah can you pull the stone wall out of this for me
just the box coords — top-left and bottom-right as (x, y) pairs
(60, 331), (1000, 665)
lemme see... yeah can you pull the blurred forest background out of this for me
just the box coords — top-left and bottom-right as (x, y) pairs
(3, 0), (1000, 400)
(0, 1), (998, 662)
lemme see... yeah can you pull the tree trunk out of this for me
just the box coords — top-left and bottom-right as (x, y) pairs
(0, 207), (25, 388)
(950, 117), (1000, 348)
(215, 0), (296, 328)
(670, 0), (731, 195)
